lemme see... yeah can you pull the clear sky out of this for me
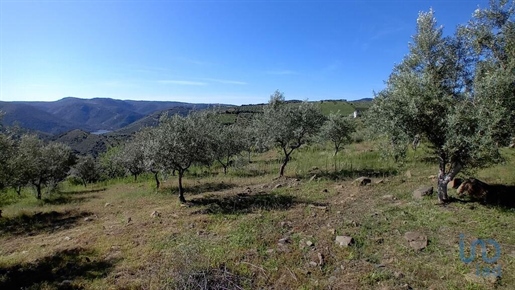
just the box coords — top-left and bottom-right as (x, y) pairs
(0, 0), (490, 105)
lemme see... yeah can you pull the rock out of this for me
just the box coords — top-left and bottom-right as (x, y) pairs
(375, 179), (385, 184)
(413, 186), (433, 199)
(352, 177), (371, 186)
(448, 178), (462, 189)
(279, 221), (292, 228)
(60, 280), (73, 286)
(104, 203), (111, 207)
(278, 237), (290, 245)
(274, 184), (283, 189)
(309, 261), (318, 267)
(457, 178), (489, 200)
(317, 253), (325, 266)
(309, 174), (317, 182)
(328, 228), (336, 235)
(150, 211), (161, 218)
(335, 235), (354, 247)
(84, 217), (93, 222)
(394, 271), (405, 279)
(382, 195), (394, 200)
(405, 170), (412, 178)
(306, 240), (314, 247)
(64, 236), (71, 241)
(308, 204), (327, 210)
(428, 175), (437, 180)
(403, 231), (427, 250)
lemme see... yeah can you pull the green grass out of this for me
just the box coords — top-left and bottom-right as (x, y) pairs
(1, 141), (514, 289)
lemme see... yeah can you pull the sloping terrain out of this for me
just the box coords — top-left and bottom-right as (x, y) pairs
(0, 143), (513, 289)
(0, 102), (80, 135)
(2, 97), (223, 135)
(52, 129), (128, 157)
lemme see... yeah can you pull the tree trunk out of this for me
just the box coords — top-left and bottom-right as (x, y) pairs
(154, 171), (160, 189)
(437, 161), (462, 202)
(279, 153), (290, 177)
(133, 174), (138, 181)
(16, 186), (21, 196)
(178, 170), (186, 203)
(223, 165), (227, 175)
(35, 183), (42, 200)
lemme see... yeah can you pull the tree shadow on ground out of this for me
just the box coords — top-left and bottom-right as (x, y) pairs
(485, 184), (515, 209)
(0, 210), (93, 237)
(0, 247), (117, 289)
(300, 168), (398, 181)
(190, 192), (320, 215)
(43, 191), (104, 206)
(230, 169), (269, 178)
(167, 182), (238, 196)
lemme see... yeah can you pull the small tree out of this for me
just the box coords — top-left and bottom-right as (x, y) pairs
(258, 91), (325, 177)
(318, 112), (355, 170)
(135, 128), (163, 188)
(72, 155), (100, 187)
(368, 9), (501, 202)
(120, 139), (146, 181)
(99, 146), (126, 180)
(212, 123), (245, 174)
(157, 112), (216, 202)
(13, 135), (74, 199)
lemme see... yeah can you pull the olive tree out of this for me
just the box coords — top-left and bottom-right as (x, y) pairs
(319, 112), (355, 156)
(212, 123), (245, 174)
(13, 135), (74, 199)
(318, 112), (355, 171)
(135, 127), (163, 188)
(157, 112), (216, 202)
(72, 155), (100, 187)
(98, 146), (126, 180)
(367, 9), (501, 203)
(258, 91), (325, 177)
(120, 139), (146, 181)
(460, 0), (515, 145)
(0, 133), (14, 190)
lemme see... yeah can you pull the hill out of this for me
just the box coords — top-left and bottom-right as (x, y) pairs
(1, 97), (224, 135)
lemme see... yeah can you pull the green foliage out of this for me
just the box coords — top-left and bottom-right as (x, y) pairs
(257, 91), (326, 176)
(157, 111), (218, 201)
(11, 135), (74, 199)
(318, 112), (356, 155)
(212, 123), (245, 174)
(98, 146), (126, 180)
(0, 133), (14, 190)
(367, 8), (507, 201)
(71, 155), (100, 187)
(459, 0), (515, 145)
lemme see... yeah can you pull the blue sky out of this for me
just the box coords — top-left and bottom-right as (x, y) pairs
(0, 0), (489, 105)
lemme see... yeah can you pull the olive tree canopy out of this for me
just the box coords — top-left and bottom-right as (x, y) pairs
(367, 9), (505, 202)
(258, 91), (325, 177)
(157, 112), (217, 202)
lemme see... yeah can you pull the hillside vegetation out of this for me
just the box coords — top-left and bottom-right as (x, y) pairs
(0, 141), (513, 289)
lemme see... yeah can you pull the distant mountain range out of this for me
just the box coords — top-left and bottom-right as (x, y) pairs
(0, 97), (373, 156)
(0, 97), (221, 135)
